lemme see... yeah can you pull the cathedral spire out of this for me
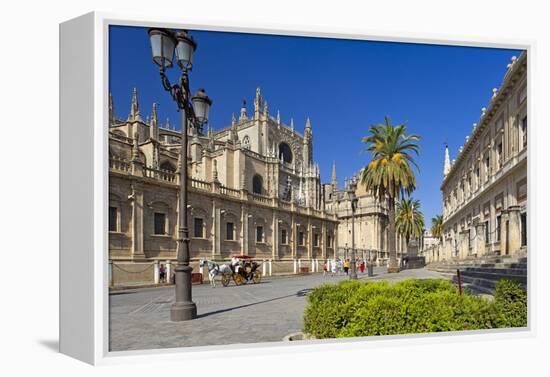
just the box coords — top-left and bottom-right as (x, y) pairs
(150, 102), (159, 140)
(128, 88), (142, 122)
(165, 117), (171, 130)
(109, 92), (115, 126)
(254, 87), (262, 118)
(305, 116), (312, 132)
(331, 160), (338, 189)
(230, 113), (239, 143)
(239, 99), (248, 121)
(443, 143), (451, 177)
(277, 110), (281, 127)
(290, 118), (294, 131)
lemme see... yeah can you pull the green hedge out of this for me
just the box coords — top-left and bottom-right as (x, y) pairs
(304, 279), (527, 338)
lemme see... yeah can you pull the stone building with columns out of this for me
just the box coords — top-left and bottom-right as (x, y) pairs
(425, 53), (527, 263)
(323, 164), (407, 264)
(108, 87), (342, 286)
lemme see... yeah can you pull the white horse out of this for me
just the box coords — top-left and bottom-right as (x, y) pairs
(199, 259), (230, 287)
(331, 259), (343, 276)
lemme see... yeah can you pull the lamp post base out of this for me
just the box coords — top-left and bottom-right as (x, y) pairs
(387, 261), (400, 273)
(170, 301), (197, 321)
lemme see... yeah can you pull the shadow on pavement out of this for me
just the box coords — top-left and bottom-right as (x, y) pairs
(197, 289), (310, 318)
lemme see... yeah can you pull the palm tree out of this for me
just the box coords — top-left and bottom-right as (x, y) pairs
(396, 198), (425, 246)
(361, 116), (420, 272)
(431, 214), (444, 243)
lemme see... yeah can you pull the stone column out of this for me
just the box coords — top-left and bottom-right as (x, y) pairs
(460, 231), (468, 260)
(272, 211), (278, 259)
(321, 222), (327, 259)
(307, 219), (313, 260)
(212, 200), (221, 257)
(242, 205), (249, 256)
(131, 185), (144, 258)
(291, 214), (297, 259)
(500, 211), (509, 256)
(475, 220), (486, 257)
(507, 205), (521, 255)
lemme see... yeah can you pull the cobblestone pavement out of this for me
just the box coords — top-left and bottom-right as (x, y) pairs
(109, 267), (448, 351)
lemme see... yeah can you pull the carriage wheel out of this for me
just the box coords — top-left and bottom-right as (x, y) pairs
(234, 273), (245, 286)
(252, 270), (261, 284)
(221, 272), (231, 287)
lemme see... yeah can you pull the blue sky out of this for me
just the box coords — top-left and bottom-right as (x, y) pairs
(109, 25), (522, 223)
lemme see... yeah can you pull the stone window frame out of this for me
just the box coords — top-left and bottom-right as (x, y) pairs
(223, 211), (240, 242)
(252, 174), (263, 195)
(225, 221), (235, 241)
(108, 205), (120, 233)
(191, 207), (208, 240)
(313, 233), (320, 248)
(278, 142), (293, 164)
(516, 178), (527, 202)
(255, 225), (264, 243)
(193, 217), (205, 239)
(159, 160), (176, 172)
(108, 193), (123, 233)
(298, 230), (305, 246)
(280, 228), (288, 245)
(153, 212), (167, 235)
(520, 211), (527, 247)
(496, 214), (502, 242)
(521, 115), (528, 150)
(149, 201), (171, 237)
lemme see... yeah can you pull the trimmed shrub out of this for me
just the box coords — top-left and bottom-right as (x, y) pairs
(493, 279), (528, 328)
(304, 278), (527, 339)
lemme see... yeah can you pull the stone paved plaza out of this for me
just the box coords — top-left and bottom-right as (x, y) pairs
(109, 267), (448, 351)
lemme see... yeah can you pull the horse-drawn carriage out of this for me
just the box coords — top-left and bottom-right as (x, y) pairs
(199, 256), (261, 287)
(221, 255), (262, 287)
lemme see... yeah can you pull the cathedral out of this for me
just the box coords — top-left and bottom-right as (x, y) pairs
(108, 87), (396, 286)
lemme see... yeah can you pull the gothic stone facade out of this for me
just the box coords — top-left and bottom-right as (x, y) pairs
(108, 88), (345, 285)
(425, 53), (527, 263)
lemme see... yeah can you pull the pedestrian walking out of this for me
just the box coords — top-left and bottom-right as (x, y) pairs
(343, 259), (350, 275)
(159, 264), (166, 283)
(323, 260), (328, 276)
(360, 260), (365, 274)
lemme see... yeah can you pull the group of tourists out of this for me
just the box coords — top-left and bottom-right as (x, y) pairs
(322, 258), (367, 277)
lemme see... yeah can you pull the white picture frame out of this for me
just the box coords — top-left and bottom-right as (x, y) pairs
(59, 11), (535, 365)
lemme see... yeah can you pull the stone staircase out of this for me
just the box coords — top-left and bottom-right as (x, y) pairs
(427, 256), (527, 296)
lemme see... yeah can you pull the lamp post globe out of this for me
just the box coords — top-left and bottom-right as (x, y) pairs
(148, 28), (176, 68)
(174, 30), (197, 71)
(192, 88), (213, 126)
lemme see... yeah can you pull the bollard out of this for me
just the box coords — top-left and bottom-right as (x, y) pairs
(154, 260), (160, 284)
(269, 259), (272, 276)
(263, 259), (267, 276)
(109, 261), (113, 287)
(368, 263), (374, 277)
(165, 260), (171, 284)
(457, 269), (463, 295)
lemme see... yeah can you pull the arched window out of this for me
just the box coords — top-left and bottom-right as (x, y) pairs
(160, 161), (176, 172)
(252, 174), (263, 194)
(278, 142), (293, 163)
(242, 135), (250, 149)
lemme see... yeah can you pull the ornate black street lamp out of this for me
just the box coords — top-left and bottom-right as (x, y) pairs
(347, 176), (358, 280)
(148, 28), (212, 321)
